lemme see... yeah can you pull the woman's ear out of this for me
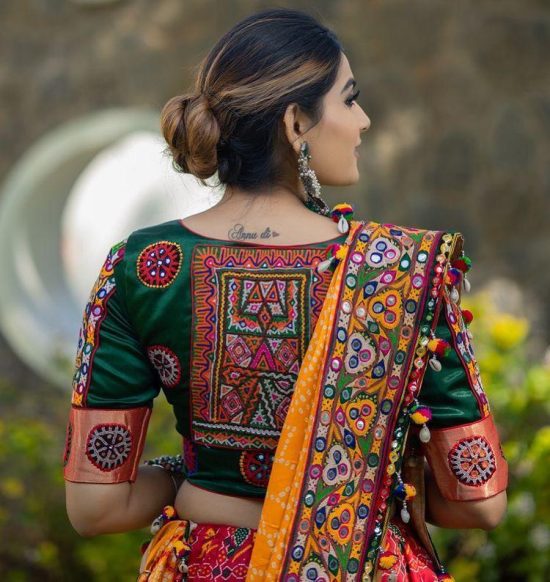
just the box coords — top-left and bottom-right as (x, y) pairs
(283, 103), (308, 154)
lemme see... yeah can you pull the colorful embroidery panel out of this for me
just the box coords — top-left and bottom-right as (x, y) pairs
(72, 240), (127, 407)
(190, 245), (332, 449)
(278, 223), (445, 581)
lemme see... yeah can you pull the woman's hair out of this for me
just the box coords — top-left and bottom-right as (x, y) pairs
(160, 8), (343, 192)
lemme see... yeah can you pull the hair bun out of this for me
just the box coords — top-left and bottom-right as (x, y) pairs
(160, 91), (220, 180)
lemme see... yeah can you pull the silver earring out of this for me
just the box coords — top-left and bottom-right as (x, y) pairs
(298, 141), (331, 216)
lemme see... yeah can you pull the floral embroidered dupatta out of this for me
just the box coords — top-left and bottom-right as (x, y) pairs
(246, 219), (463, 582)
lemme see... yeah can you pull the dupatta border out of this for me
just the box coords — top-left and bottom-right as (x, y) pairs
(247, 222), (464, 581)
(281, 223), (457, 580)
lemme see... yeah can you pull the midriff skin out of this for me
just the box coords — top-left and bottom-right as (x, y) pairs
(174, 480), (264, 529)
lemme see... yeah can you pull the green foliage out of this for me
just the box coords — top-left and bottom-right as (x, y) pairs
(0, 381), (179, 581)
(431, 291), (550, 582)
(1, 290), (549, 580)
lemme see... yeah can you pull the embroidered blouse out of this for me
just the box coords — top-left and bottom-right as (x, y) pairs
(62, 218), (482, 498)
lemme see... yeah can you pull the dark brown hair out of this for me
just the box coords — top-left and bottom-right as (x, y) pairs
(160, 8), (343, 192)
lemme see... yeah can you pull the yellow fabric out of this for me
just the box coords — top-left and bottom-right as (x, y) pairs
(246, 223), (358, 581)
(138, 520), (188, 581)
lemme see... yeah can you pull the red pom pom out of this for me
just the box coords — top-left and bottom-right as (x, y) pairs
(327, 243), (342, 258)
(461, 309), (474, 325)
(451, 256), (472, 273)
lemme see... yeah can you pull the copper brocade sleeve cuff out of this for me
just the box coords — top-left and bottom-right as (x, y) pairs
(422, 414), (508, 501)
(63, 405), (152, 483)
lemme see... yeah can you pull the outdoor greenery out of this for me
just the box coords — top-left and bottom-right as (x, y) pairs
(0, 289), (548, 581)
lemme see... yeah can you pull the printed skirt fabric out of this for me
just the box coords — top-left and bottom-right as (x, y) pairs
(137, 508), (439, 581)
(375, 516), (441, 582)
(137, 509), (256, 582)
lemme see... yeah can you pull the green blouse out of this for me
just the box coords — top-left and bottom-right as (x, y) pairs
(69, 219), (481, 497)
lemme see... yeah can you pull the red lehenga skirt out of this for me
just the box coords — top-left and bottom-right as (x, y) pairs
(136, 506), (441, 582)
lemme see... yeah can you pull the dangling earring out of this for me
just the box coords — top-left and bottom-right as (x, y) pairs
(298, 141), (331, 217)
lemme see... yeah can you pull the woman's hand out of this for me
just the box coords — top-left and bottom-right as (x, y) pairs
(424, 462), (507, 530)
(65, 464), (178, 537)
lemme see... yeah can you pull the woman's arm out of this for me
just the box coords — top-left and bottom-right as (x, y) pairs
(66, 464), (176, 537)
(424, 462), (507, 530)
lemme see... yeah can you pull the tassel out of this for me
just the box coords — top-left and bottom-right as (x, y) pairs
(173, 539), (191, 573)
(409, 404), (432, 424)
(463, 276), (471, 292)
(150, 505), (177, 534)
(394, 482), (416, 501)
(445, 268), (462, 286)
(461, 309), (474, 325)
(409, 402), (432, 443)
(331, 203), (354, 220)
(378, 551), (398, 569)
(451, 255), (472, 273)
(327, 242), (341, 257)
(427, 338), (451, 358)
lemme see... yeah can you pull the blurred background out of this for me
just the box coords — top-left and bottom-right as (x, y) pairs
(0, 0), (549, 580)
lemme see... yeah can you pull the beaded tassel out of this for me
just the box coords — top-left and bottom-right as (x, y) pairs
(331, 203), (354, 234)
(393, 472), (416, 523)
(462, 308), (474, 340)
(452, 253), (472, 294)
(409, 401), (433, 443)
(317, 241), (348, 273)
(426, 330), (451, 373)
(173, 538), (192, 574)
(150, 504), (177, 534)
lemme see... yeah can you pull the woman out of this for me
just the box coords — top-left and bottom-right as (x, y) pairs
(62, 8), (507, 581)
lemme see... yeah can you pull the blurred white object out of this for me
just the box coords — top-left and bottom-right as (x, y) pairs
(0, 108), (222, 389)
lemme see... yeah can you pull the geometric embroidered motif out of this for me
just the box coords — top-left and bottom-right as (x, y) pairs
(86, 423), (133, 472)
(136, 241), (182, 288)
(147, 344), (182, 388)
(190, 245), (332, 449)
(72, 240), (127, 406)
(448, 435), (496, 486)
(239, 450), (275, 487)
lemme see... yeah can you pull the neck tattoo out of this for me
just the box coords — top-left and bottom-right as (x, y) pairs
(228, 224), (280, 241)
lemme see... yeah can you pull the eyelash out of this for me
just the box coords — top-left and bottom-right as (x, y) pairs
(345, 89), (361, 107)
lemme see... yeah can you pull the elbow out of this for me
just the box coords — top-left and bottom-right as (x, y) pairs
(469, 490), (508, 531)
(66, 503), (105, 537)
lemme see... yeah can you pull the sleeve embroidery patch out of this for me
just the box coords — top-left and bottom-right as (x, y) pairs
(442, 284), (490, 417)
(448, 434), (496, 487)
(136, 241), (183, 288)
(423, 414), (508, 501)
(86, 423), (133, 472)
(63, 405), (151, 484)
(71, 240), (127, 406)
(146, 344), (182, 388)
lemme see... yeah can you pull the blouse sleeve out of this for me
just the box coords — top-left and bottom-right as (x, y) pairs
(417, 241), (508, 501)
(62, 239), (160, 484)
